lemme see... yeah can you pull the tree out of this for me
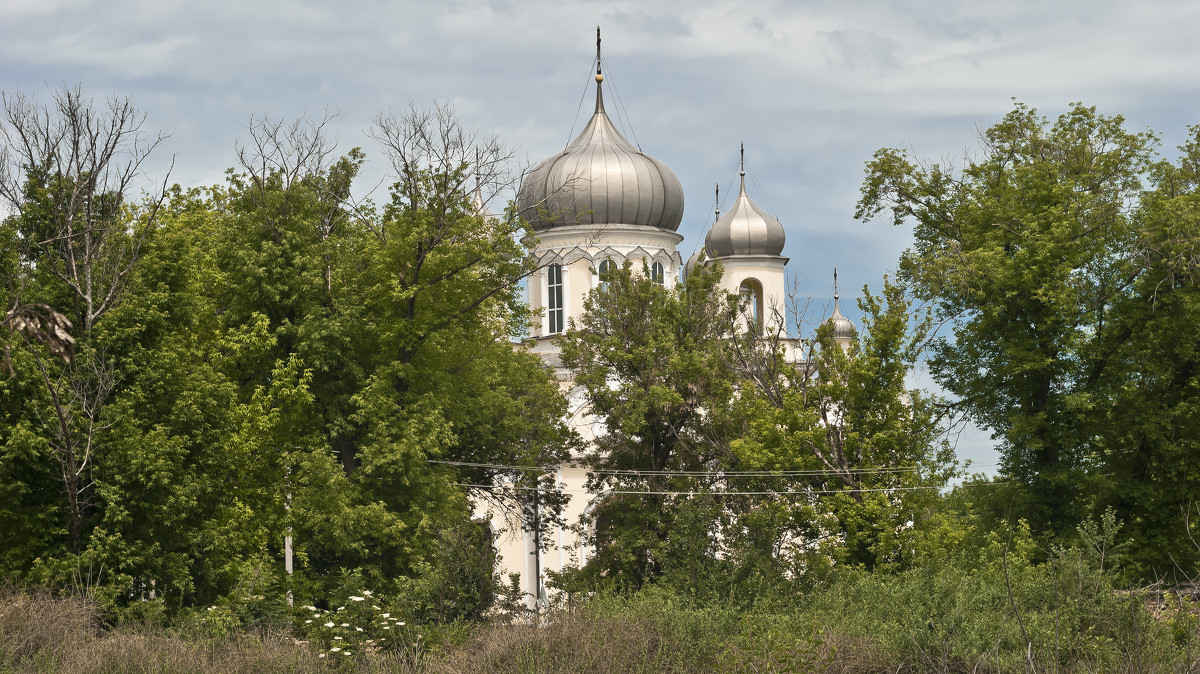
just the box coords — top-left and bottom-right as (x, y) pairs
(344, 104), (574, 587)
(855, 102), (1165, 541)
(208, 104), (571, 598)
(0, 98), (573, 614)
(730, 279), (956, 576)
(558, 260), (740, 587)
(1090, 124), (1200, 576)
(0, 85), (168, 555)
(560, 260), (956, 593)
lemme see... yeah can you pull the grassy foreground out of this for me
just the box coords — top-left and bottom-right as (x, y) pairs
(3, 573), (1199, 674)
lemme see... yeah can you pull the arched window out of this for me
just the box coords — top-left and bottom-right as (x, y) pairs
(598, 259), (614, 294)
(740, 278), (763, 330)
(547, 264), (564, 334)
(651, 261), (665, 285)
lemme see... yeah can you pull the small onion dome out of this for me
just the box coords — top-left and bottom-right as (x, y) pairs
(823, 294), (855, 340)
(471, 177), (486, 217)
(704, 171), (785, 258)
(517, 83), (685, 231)
(683, 247), (704, 281)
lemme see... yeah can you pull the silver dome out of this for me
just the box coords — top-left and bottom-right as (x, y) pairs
(822, 270), (855, 340)
(683, 247), (704, 281)
(705, 170), (785, 258)
(824, 299), (856, 340)
(517, 83), (685, 231)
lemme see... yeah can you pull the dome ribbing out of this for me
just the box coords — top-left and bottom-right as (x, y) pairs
(704, 170), (785, 258)
(517, 83), (685, 232)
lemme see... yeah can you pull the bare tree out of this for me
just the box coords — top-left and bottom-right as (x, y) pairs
(0, 84), (170, 333)
(0, 84), (168, 553)
(365, 103), (534, 353)
(234, 111), (351, 294)
(368, 101), (517, 224)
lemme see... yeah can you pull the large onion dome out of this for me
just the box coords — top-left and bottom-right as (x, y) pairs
(705, 168), (785, 258)
(517, 79), (685, 231)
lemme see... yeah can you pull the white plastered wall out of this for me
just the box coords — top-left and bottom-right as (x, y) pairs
(712, 255), (789, 336)
(477, 223), (685, 609)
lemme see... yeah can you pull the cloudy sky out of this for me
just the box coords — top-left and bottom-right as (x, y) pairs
(4, 0), (1199, 470)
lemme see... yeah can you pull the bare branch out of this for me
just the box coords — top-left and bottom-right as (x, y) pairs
(0, 84), (169, 333)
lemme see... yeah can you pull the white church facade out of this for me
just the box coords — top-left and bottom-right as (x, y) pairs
(474, 44), (852, 609)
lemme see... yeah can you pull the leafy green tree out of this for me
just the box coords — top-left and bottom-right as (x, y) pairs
(856, 103), (1157, 537)
(561, 260), (955, 593)
(559, 260), (740, 588)
(1, 98), (571, 618)
(1090, 125), (1200, 576)
(730, 279), (956, 575)
(0, 85), (168, 565)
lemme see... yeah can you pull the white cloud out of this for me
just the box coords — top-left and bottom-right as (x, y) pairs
(2, 0), (1197, 471)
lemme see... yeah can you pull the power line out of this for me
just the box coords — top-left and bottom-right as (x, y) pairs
(428, 459), (929, 477)
(452, 482), (1006, 497)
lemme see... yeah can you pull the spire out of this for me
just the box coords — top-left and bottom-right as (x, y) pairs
(714, 182), (720, 221)
(514, 28), (686, 232)
(739, 142), (747, 194)
(703, 145), (786, 258)
(471, 147), (485, 215)
(823, 266), (855, 344)
(594, 26), (605, 113)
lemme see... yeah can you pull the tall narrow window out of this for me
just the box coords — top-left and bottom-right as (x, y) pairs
(598, 259), (614, 294)
(740, 279), (763, 330)
(547, 264), (564, 334)
(651, 261), (665, 285)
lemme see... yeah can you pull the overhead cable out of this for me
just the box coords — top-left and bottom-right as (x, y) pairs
(451, 482), (1005, 496)
(428, 458), (926, 477)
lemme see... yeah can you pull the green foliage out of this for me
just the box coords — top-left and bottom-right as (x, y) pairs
(0, 103), (570, 624)
(560, 259), (955, 596)
(858, 102), (1200, 574)
(559, 260), (741, 588)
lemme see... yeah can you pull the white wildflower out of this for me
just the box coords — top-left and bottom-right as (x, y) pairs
(356, 627), (363, 632)
(334, 636), (343, 640)
(381, 612), (390, 618)
(340, 622), (349, 627)
(383, 626), (391, 630)
(330, 647), (341, 653)
(305, 620), (312, 624)
(349, 596), (364, 601)
(324, 622), (334, 628)
(362, 590), (372, 596)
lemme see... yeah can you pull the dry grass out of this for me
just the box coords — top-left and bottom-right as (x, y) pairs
(6, 588), (1185, 673)
(425, 611), (684, 674)
(0, 588), (98, 670)
(0, 589), (338, 674)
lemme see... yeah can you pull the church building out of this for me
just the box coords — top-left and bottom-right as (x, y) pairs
(476, 37), (851, 608)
